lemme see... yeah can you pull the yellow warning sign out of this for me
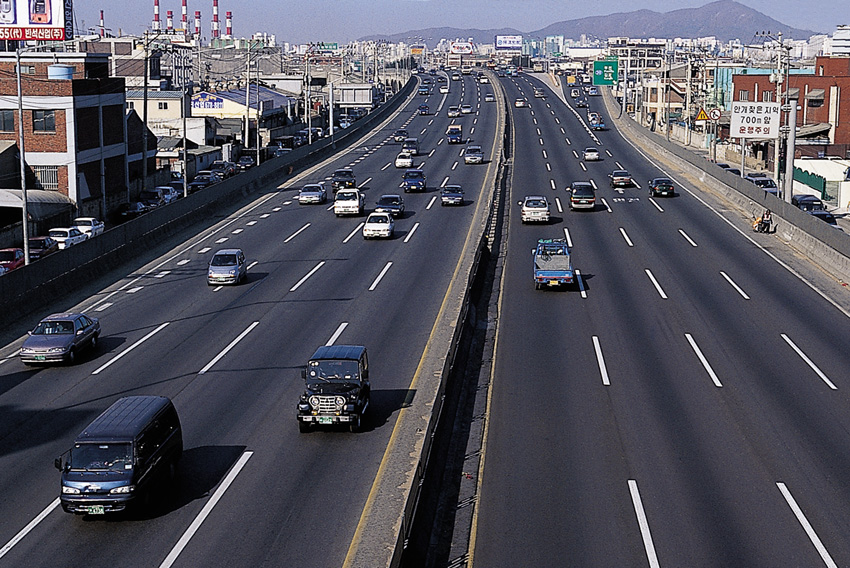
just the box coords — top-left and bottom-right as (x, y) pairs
(695, 108), (710, 121)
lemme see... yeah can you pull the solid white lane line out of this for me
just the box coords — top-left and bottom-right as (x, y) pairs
(94, 302), (113, 312)
(679, 229), (698, 247)
(628, 480), (661, 568)
(284, 223), (311, 243)
(343, 223), (365, 243)
(0, 498), (60, 559)
(685, 333), (722, 387)
(550, 179), (557, 190)
(159, 452), (253, 568)
(359, 177), (372, 188)
(92, 322), (170, 375)
(619, 228), (634, 247)
(426, 196), (438, 210)
(247, 261), (258, 270)
(601, 197), (612, 213)
(326, 322), (349, 346)
(645, 269), (668, 299)
(575, 269), (587, 298)
(404, 222), (420, 243)
(649, 198), (664, 212)
(555, 197), (563, 213)
(781, 334), (837, 390)
(776, 482), (839, 568)
(563, 228), (573, 248)
(720, 271), (750, 300)
(290, 261), (325, 291)
(592, 336), (611, 386)
(198, 322), (260, 375)
(369, 262), (393, 291)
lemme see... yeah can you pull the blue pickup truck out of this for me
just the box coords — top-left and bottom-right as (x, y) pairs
(533, 238), (574, 289)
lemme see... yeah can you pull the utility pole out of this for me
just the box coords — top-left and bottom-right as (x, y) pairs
(142, 32), (151, 194)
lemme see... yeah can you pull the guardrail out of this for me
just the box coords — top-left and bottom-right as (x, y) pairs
(0, 77), (418, 326)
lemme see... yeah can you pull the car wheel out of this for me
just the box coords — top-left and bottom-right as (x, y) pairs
(298, 420), (311, 433)
(349, 414), (362, 433)
(90, 334), (98, 350)
(66, 348), (75, 364)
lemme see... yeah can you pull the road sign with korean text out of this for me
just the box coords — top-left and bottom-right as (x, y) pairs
(592, 60), (618, 86)
(730, 102), (781, 139)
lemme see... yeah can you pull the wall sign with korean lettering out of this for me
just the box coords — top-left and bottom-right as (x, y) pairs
(730, 102), (781, 139)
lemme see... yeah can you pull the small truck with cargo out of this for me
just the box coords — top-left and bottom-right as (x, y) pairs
(533, 238), (574, 289)
(446, 124), (463, 144)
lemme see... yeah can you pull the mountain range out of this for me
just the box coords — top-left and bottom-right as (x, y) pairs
(361, 1), (818, 45)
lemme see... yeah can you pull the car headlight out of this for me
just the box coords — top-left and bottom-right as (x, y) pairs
(229, 269), (236, 276)
(62, 486), (80, 494)
(335, 396), (346, 408)
(309, 396), (320, 409)
(48, 347), (66, 353)
(110, 485), (135, 494)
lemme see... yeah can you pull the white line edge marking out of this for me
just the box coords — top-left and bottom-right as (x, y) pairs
(619, 228), (634, 247)
(369, 262), (393, 291)
(563, 228), (573, 248)
(720, 271), (750, 300)
(776, 482), (839, 568)
(628, 480), (661, 568)
(343, 223), (365, 243)
(198, 321), (259, 375)
(326, 322), (349, 346)
(92, 322), (170, 375)
(404, 222), (420, 243)
(247, 261), (258, 270)
(592, 336), (610, 386)
(685, 333), (722, 387)
(678, 229), (698, 246)
(284, 223), (311, 243)
(644, 269), (668, 299)
(781, 334), (837, 390)
(649, 198), (664, 212)
(159, 452), (254, 568)
(290, 261), (325, 292)
(0, 498), (60, 559)
(575, 269), (587, 298)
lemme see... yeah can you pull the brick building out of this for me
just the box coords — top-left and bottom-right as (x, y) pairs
(733, 56), (850, 159)
(0, 52), (141, 219)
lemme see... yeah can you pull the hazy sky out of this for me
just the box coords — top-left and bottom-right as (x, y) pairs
(73, 0), (845, 44)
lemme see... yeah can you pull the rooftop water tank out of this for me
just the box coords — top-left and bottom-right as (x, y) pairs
(47, 65), (75, 80)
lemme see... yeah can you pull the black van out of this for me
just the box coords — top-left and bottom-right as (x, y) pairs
(55, 396), (183, 515)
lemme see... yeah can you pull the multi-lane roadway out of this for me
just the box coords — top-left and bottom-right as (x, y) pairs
(0, 71), (499, 567)
(471, 72), (850, 567)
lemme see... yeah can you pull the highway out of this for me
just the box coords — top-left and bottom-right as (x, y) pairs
(471, 72), (850, 567)
(0, 72), (499, 567)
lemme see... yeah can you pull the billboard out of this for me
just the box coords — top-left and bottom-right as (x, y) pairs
(410, 46), (424, 55)
(0, 0), (73, 41)
(450, 41), (473, 55)
(495, 35), (522, 50)
(730, 102), (780, 139)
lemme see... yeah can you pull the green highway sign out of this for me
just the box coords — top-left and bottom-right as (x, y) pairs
(592, 59), (619, 86)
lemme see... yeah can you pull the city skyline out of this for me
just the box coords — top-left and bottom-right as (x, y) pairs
(71, 0), (846, 45)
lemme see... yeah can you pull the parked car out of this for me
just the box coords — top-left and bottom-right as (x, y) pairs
(237, 156), (255, 170)
(121, 202), (148, 219)
(207, 248), (247, 285)
(298, 183), (328, 204)
(27, 236), (59, 260)
(791, 194), (825, 211)
(807, 210), (843, 231)
(48, 227), (88, 249)
(19, 312), (100, 365)
(160, 186), (181, 204)
(72, 217), (105, 238)
(0, 248), (25, 272)
(440, 185), (465, 206)
(138, 187), (166, 209)
(188, 173), (216, 192)
(648, 177), (676, 197)
(374, 194), (405, 217)
(362, 212), (395, 239)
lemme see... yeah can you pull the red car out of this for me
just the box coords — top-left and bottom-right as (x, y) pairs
(0, 248), (25, 272)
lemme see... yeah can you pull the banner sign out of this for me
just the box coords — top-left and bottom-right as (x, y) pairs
(495, 35), (522, 50)
(0, 0), (71, 41)
(450, 41), (473, 55)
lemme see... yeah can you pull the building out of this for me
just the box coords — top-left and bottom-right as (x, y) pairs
(832, 25), (850, 56)
(190, 84), (295, 147)
(0, 52), (132, 219)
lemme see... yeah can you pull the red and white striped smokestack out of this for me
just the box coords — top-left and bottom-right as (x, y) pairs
(181, 0), (188, 28)
(152, 0), (160, 31)
(99, 10), (105, 36)
(211, 0), (220, 39)
(225, 11), (232, 37)
(166, 10), (173, 30)
(194, 11), (202, 38)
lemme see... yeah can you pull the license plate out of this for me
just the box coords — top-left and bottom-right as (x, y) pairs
(87, 505), (105, 515)
(549, 280), (559, 285)
(35, 355), (45, 361)
(318, 417), (333, 425)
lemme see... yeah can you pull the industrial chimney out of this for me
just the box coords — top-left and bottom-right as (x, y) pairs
(225, 11), (232, 37)
(152, 0), (160, 31)
(194, 10), (201, 39)
(211, 0), (220, 39)
(166, 10), (173, 31)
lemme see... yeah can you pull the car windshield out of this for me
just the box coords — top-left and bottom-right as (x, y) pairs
(211, 254), (237, 266)
(308, 359), (360, 381)
(334, 171), (353, 179)
(613, 171), (629, 177)
(444, 186), (462, 193)
(377, 197), (399, 205)
(70, 443), (132, 471)
(301, 186), (322, 193)
(337, 191), (357, 200)
(367, 215), (388, 224)
(0, 250), (16, 261)
(32, 320), (74, 335)
(405, 171), (424, 180)
(468, 147), (482, 153)
(585, 148), (598, 153)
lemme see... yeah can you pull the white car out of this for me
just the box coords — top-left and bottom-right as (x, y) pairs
(447, 106), (460, 118)
(157, 186), (181, 204)
(583, 147), (601, 161)
(362, 212), (395, 239)
(514, 98), (528, 108)
(519, 195), (551, 223)
(439, 85), (449, 94)
(297, 183), (327, 204)
(478, 76), (489, 84)
(49, 227), (88, 249)
(484, 93), (495, 103)
(72, 217), (104, 237)
(395, 152), (414, 169)
(460, 104), (473, 114)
